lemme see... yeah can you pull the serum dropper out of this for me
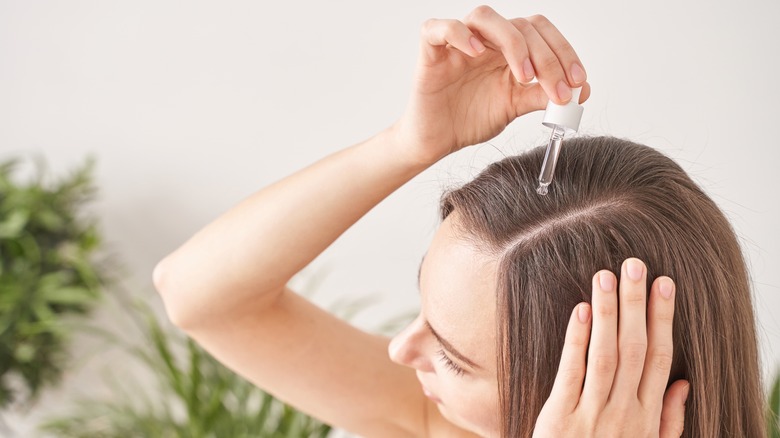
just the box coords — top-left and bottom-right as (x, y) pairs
(537, 86), (584, 195)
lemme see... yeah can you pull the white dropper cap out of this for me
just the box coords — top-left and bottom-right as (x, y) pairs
(541, 87), (583, 134)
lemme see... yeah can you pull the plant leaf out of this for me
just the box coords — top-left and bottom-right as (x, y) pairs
(0, 210), (30, 238)
(14, 342), (36, 363)
(42, 286), (94, 305)
(769, 369), (780, 438)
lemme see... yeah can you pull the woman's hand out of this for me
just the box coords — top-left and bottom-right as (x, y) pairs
(534, 258), (690, 437)
(392, 5), (591, 166)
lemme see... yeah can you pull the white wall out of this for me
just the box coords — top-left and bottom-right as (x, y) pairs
(1, 0), (778, 435)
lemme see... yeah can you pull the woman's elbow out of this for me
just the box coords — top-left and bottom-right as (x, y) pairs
(152, 257), (194, 329)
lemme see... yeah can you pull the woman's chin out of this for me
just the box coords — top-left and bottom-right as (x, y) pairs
(438, 405), (496, 438)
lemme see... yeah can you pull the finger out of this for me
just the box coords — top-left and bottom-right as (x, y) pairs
(609, 258), (649, 402)
(462, 5), (535, 83)
(659, 380), (689, 438)
(523, 15), (588, 90)
(507, 15), (571, 105)
(418, 18), (489, 64)
(512, 80), (592, 116)
(638, 276), (676, 409)
(580, 270), (618, 411)
(576, 81), (591, 103)
(546, 303), (591, 413)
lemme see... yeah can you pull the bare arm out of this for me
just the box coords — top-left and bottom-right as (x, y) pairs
(154, 125), (426, 328)
(154, 121), (484, 436)
(153, 126), (474, 436)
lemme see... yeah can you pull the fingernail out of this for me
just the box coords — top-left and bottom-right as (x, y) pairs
(523, 58), (535, 81)
(626, 258), (644, 281)
(556, 80), (572, 103)
(599, 271), (615, 291)
(470, 36), (486, 53)
(660, 277), (674, 299)
(578, 303), (591, 323)
(571, 63), (587, 84)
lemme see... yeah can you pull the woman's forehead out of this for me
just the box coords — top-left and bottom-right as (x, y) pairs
(421, 216), (498, 367)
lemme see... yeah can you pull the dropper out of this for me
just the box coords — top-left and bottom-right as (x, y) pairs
(537, 86), (584, 195)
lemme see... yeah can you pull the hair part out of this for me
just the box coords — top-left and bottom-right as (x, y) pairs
(440, 136), (765, 437)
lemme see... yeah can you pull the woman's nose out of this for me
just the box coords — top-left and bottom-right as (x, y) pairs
(388, 316), (434, 372)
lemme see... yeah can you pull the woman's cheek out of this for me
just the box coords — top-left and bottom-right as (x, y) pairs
(439, 376), (501, 435)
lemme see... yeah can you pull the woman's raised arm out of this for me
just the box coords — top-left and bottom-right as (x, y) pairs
(153, 126), (426, 328)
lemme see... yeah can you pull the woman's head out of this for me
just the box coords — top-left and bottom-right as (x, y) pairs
(388, 136), (765, 437)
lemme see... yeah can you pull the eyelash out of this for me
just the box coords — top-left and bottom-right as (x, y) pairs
(436, 348), (466, 377)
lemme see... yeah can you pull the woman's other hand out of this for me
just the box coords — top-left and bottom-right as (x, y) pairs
(392, 6), (591, 166)
(534, 258), (690, 437)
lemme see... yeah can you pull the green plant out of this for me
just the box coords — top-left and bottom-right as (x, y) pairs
(40, 298), (334, 438)
(0, 155), (108, 409)
(769, 368), (780, 438)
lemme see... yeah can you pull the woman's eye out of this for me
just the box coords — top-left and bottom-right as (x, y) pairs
(437, 348), (466, 377)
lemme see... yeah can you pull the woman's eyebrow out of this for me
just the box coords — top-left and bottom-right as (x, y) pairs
(424, 320), (482, 371)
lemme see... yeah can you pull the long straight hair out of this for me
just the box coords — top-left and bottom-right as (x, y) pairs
(440, 136), (765, 437)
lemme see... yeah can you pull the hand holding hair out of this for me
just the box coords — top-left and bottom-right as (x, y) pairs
(533, 258), (689, 437)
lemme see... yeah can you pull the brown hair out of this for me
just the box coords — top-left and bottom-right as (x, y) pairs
(440, 136), (765, 437)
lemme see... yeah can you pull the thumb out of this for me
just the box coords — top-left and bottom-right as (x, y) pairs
(659, 379), (690, 438)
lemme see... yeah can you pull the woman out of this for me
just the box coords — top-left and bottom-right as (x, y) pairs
(153, 6), (763, 437)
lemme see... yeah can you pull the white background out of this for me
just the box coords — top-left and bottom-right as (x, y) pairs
(1, 0), (778, 436)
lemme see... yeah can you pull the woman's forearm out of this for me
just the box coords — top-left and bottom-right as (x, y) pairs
(153, 124), (430, 328)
